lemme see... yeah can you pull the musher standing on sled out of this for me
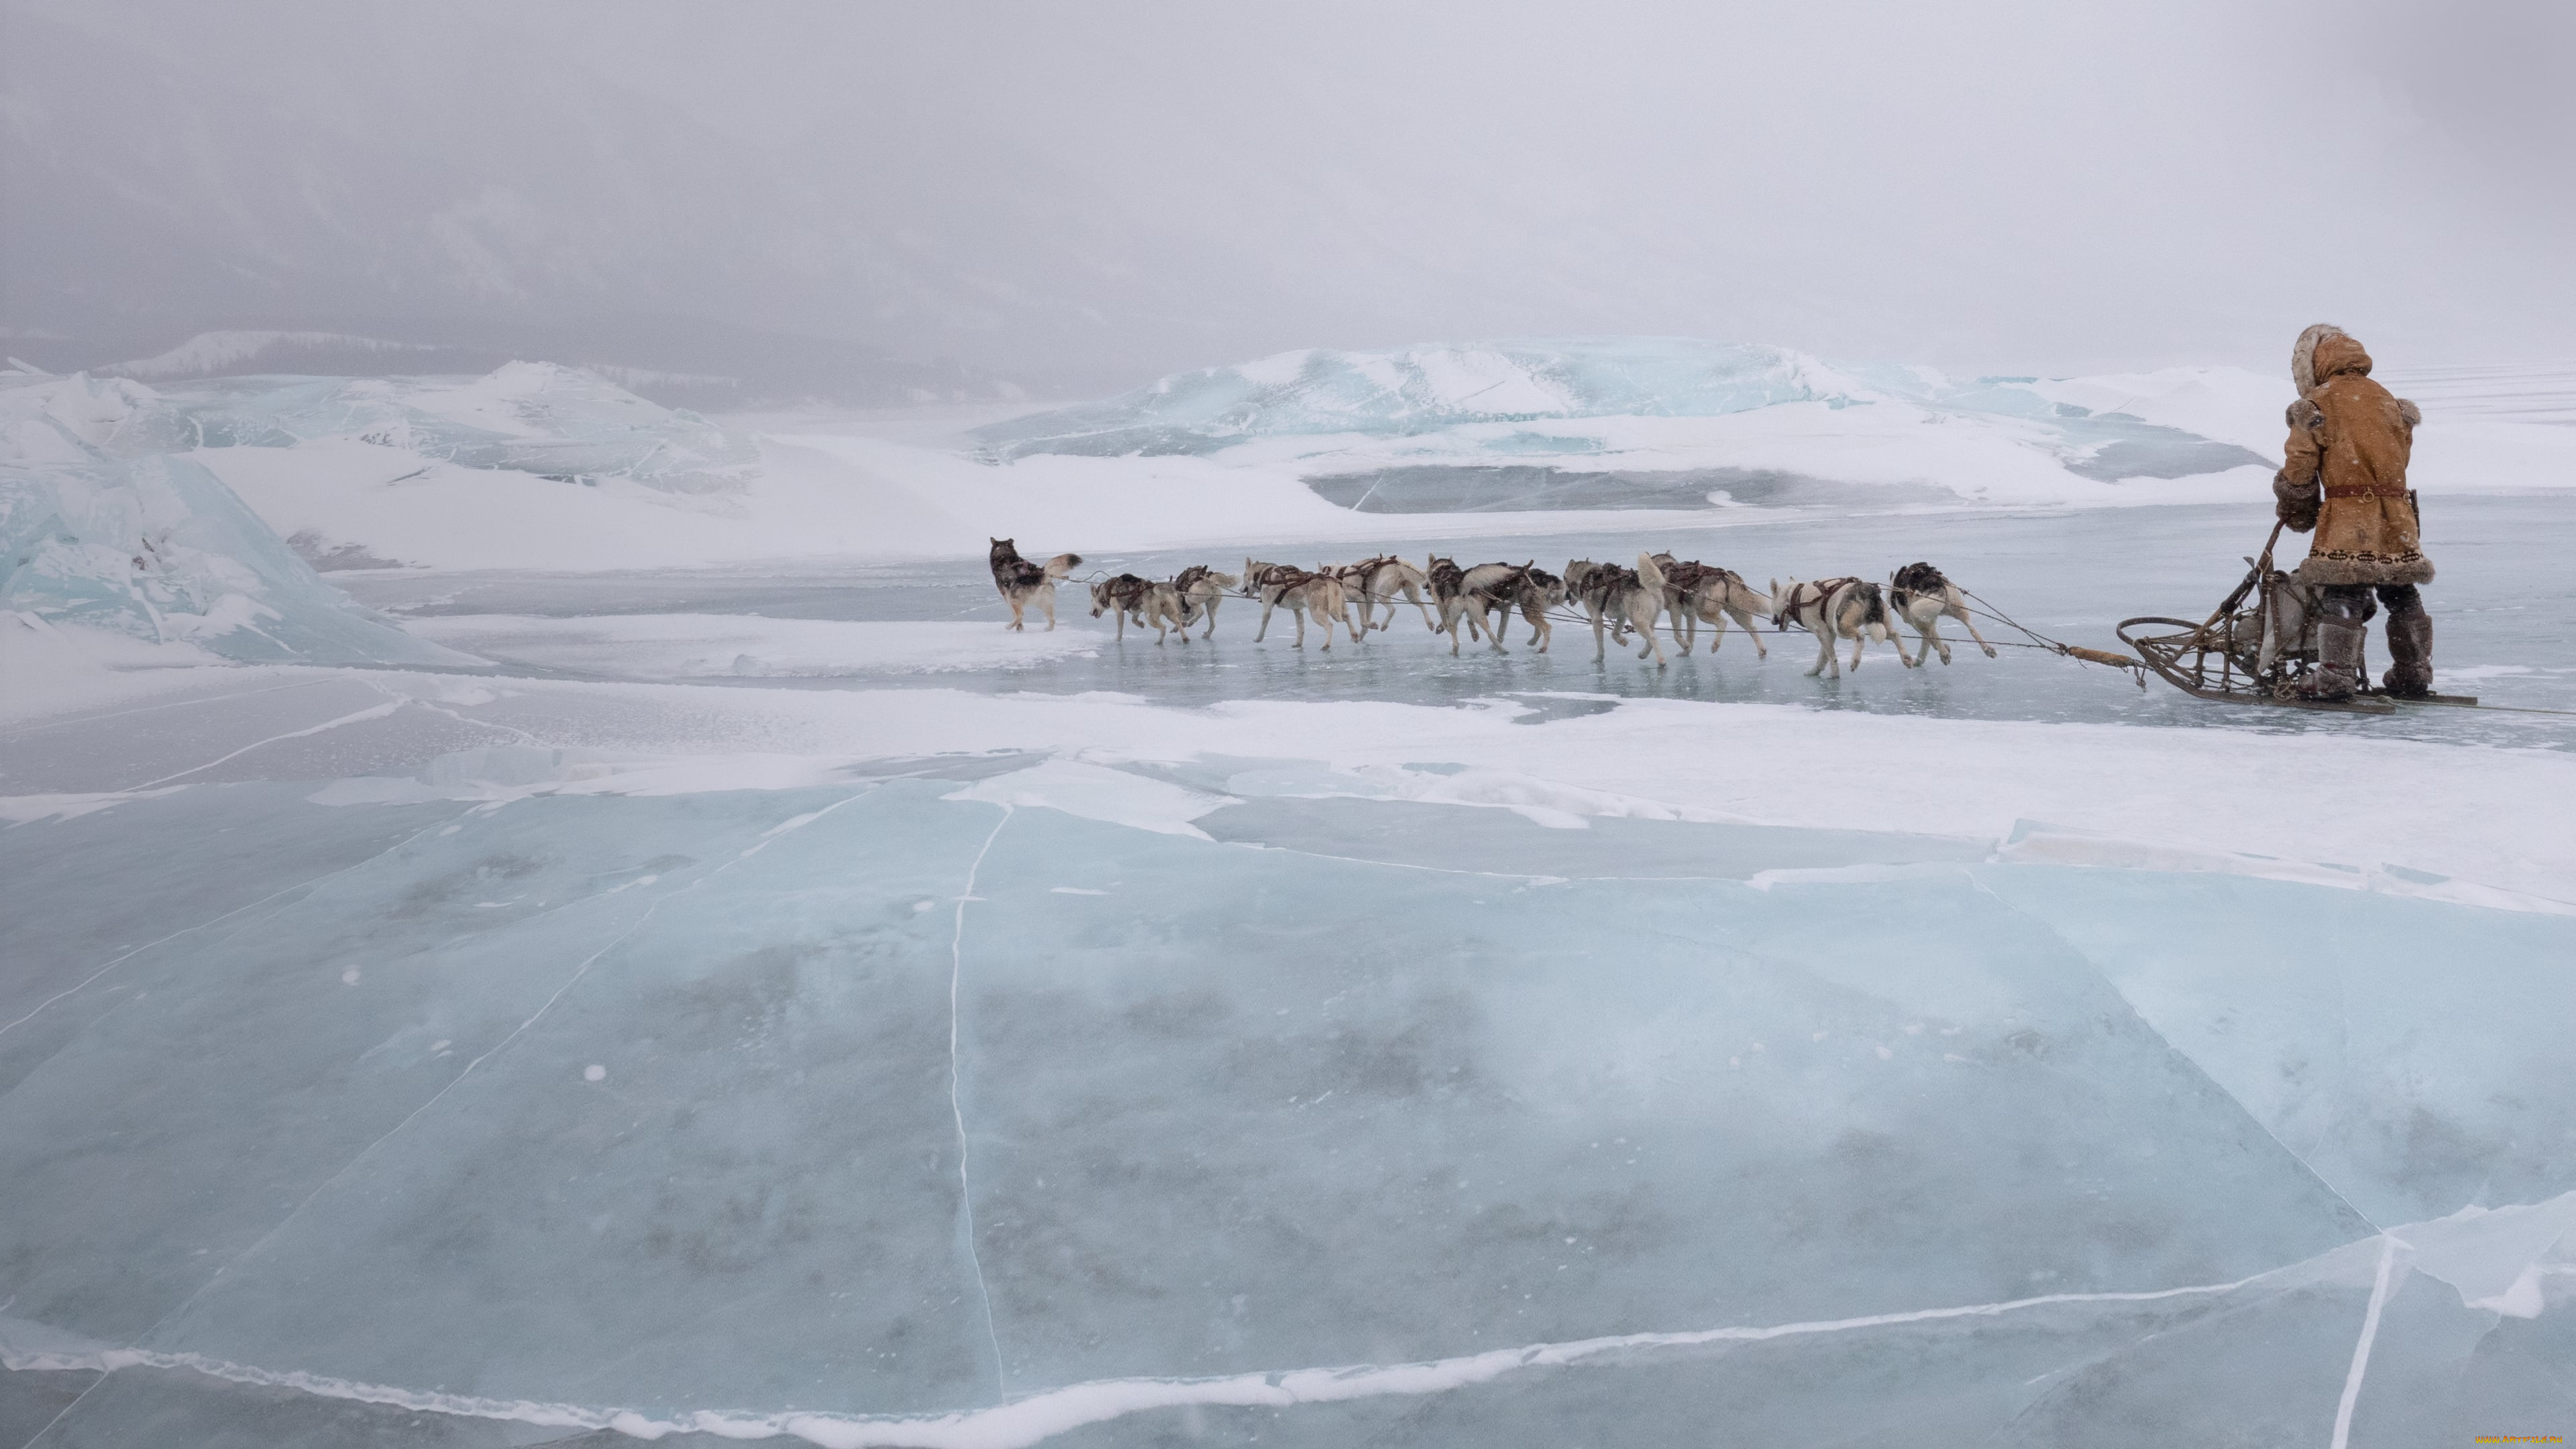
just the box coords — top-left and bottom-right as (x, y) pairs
(2272, 323), (2435, 700)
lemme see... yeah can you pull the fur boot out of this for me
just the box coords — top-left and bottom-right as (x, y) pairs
(2285, 615), (2365, 701)
(2381, 585), (2434, 697)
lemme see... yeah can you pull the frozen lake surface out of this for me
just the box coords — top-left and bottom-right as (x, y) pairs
(6, 494), (2575, 1446)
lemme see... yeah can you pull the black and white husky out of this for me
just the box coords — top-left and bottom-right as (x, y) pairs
(1088, 573), (1190, 643)
(1564, 554), (1672, 665)
(1240, 559), (1352, 649)
(989, 537), (1081, 631)
(1885, 562), (1996, 667)
(1770, 575), (1897, 678)
(1650, 554), (1775, 658)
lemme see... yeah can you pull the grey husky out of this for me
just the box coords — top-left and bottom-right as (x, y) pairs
(1088, 573), (1189, 643)
(989, 537), (1082, 631)
(1564, 554), (1673, 665)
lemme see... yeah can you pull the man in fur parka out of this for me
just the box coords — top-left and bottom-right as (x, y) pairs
(2271, 323), (2435, 700)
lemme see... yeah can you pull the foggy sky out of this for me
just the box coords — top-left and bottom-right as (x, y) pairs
(5, 0), (2570, 388)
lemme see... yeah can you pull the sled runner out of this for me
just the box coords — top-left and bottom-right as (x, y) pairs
(2115, 522), (2475, 715)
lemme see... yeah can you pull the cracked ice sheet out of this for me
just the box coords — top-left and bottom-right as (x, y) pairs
(284, 676), (2576, 905)
(1, 777), (2573, 1445)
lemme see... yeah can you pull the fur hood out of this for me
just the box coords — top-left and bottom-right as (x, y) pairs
(2292, 323), (2373, 394)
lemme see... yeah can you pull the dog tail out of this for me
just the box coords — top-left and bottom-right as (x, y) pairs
(1044, 553), (1082, 580)
(1634, 551), (1666, 596)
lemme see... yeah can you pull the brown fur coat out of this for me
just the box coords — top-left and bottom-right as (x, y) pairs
(2272, 326), (2432, 586)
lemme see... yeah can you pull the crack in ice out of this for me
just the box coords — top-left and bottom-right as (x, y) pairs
(950, 805), (1012, 1400)
(1, 1266), (2286, 1449)
(126, 695), (405, 790)
(2330, 1234), (2400, 1449)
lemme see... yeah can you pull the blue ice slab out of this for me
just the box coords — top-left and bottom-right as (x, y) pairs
(0, 372), (457, 663)
(0, 791), (794, 1344)
(950, 806), (2367, 1391)
(3, 777), (2568, 1446)
(1980, 866), (2576, 1226)
(137, 782), (1000, 1416)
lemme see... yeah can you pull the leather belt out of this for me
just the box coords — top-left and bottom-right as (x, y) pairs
(2320, 484), (2400, 500)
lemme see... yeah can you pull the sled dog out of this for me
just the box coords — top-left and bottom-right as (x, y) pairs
(1650, 554), (1774, 658)
(1171, 564), (1238, 639)
(1885, 561), (1998, 667)
(1089, 573), (1190, 643)
(1564, 555), (1672, 665)
(989, 537), (1081, 631)
(1240, 559), (1352, 649)
(1487, 565), (1568, 652)
(1328, 555), (1436, 633)
(1423, 557), (1529, 654)
(1770, 575), (1897, 678)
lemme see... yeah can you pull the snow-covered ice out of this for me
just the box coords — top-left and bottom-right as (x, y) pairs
(4, 345), (2575, 1446)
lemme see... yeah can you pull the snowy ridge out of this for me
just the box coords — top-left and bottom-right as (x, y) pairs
(4, 1194), (2566, 1447)
(973, 338), (1929, 459)
(103, 331), (439, 381)
(162, 361), (759, 494)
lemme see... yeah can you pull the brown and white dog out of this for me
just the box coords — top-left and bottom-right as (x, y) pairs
(1884, 561), (1996, 667)
(1088, 573), (1190, 643)
(1485, 564), (1568, 652)
(989, 537), (1081, 631)
(1328, 555), (1436, 633)
(1171, 564), (1238, 639)
(1240, 559), (1352, 649)
(1649, 554), (1775, 658)
(1564, 554), (1672, 665)
(1770, 575), (1898, 678)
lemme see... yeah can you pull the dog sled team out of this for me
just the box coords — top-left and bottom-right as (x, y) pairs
(989, 537), (1995, 674)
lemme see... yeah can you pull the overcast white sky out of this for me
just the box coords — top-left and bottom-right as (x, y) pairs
(5, 0), (2570, 382)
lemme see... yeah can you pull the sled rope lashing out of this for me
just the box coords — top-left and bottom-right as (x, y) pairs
(1945, 585), (2149, 688)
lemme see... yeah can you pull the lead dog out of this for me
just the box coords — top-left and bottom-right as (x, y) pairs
(989, 537), (1082, 631)
(1329, 555), (1436, 633)
(1564, 554), (1672, 665)
(1241, 559), (1352, 649)
(1650, 554), (1774, 658)
(1770, 575), (1897, 678)
(1171, 564), (1238, 639)
(1885, 561), (1997, 667)
(1089, 573), (1191, 643)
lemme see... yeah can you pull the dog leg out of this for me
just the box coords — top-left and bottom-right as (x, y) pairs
(1731, 605), (1768, 659)
(1953, 602), (1996, 659)
(1807, 627), (1831, 678)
